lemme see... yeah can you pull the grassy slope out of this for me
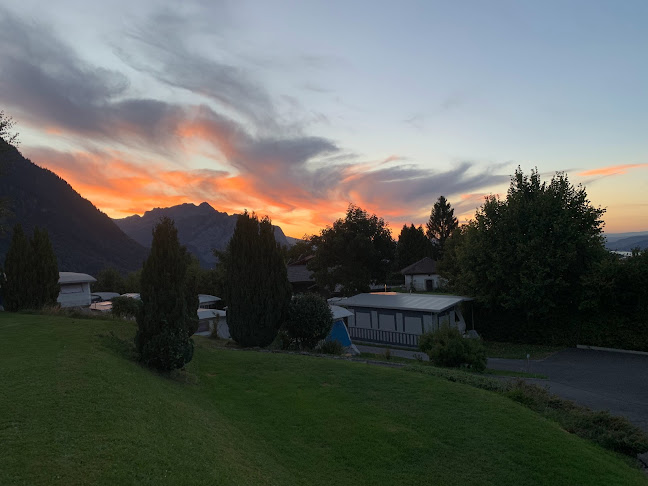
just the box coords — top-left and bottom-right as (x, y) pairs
(1, 313), (645, 486)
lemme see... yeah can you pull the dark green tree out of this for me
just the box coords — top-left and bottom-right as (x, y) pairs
(94, 267), (126, 294)
(426, 196), (458, 257)
(223, 212), (291, 347)
(0, 111), (19, 234)
(284, 293), (333, 349)
(135, 217), (197, 371)
(285, 237), (314, 264)
(29, 227), (59, 308)
(308, 204), (396, 296)
(396, 224), (434, 270)
(123, 269), (142, 293)
(579, 249), (648, 351)
(3, 224), (31, 311)
(445, 168), (606, 343)
(186, 255), (221, 296)
(0, 110), (19, 148)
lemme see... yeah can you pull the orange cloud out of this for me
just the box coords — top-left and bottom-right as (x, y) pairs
(579, 164), (648, 177)
(24, 146), (351, 237)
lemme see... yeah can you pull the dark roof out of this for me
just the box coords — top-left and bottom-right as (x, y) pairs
(287, 264), (314, 283)
(400, 257), (437, 275)
(290, 254), (315, 266)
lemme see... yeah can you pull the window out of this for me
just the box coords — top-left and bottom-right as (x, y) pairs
(403, 313), (423, 334)
(354, 310), (371, 328)
(378, 312), (396, 331)
(60, 284), (83, 294)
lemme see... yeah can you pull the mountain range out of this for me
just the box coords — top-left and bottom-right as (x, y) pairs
(114, 203), (290, 268)
(0, 143), (148, 274)
(604, 232), (648, 252)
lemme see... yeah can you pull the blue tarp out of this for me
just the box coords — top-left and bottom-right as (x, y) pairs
(326, 320), (353, 347)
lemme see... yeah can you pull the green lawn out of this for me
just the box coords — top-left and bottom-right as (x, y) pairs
(1, 313), (645, 486)
(357, 351), (547, 378)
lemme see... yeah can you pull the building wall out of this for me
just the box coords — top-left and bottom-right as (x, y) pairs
(348, 305), (465, 337)
(57, 282), (92, 308)
(404, 274), (440, 291)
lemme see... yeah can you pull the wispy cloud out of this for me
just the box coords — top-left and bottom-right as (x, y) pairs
(1, 6), (510, 236)
(579, 163), (648, 177)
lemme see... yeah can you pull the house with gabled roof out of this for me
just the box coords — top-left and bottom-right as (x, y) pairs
(400, 257), (440, 291)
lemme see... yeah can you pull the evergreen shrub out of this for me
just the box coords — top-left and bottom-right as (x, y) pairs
(419, 326), (486, 371)
(111, 296), (141, 319)
(284, 293), (333, 349)
(135, 217), (197, 371)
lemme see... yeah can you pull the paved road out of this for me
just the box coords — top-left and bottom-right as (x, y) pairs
(488, 348), (648, 432)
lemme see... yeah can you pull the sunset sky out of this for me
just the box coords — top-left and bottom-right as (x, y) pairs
(1, 1), (646, 237)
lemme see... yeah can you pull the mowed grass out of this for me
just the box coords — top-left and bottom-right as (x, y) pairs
(1, 313), (645, 486)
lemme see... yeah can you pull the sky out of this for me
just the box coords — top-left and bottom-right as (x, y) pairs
(1, 0), (647, 237)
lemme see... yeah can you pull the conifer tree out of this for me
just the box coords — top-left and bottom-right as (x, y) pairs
(135, 217), (197, 371)
(29, 227), (60, 308)
(426, 196), (458, 258)
(3, 224), (32, 311)
(224, 212), (291, 347)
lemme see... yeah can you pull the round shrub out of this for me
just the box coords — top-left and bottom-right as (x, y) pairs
(419, 326), (486, 371)
(111, 296), (142, 319)
(140, 326), (194, 371)
(284, 293), (333, 349)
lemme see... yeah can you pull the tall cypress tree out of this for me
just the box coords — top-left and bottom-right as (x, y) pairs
(426, 196), (458, 257)
(3, 224), (32, 311)
(224, 212), (291, 347)
(135, 217), (197, 371)
(29, 227), (60, 308)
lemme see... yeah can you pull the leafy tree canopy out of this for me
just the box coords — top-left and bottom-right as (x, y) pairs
(0, 110), (19, 148)
(442, 168), (606, 342)
(308, 204), (395, 296)
(94, 267), (126, 294)
(396, 224), (434, 270)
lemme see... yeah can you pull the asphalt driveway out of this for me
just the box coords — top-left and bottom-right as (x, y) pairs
(488, 348), (648, 432)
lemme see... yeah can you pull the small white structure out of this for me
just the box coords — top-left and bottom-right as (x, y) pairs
(197, 309), (228, 337)
(401, 257), (440, 291)
(339, 292), (470, 347)
(57, 272), (96, 308)
(198, 294), (221, 309)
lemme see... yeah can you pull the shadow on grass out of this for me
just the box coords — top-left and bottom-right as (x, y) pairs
(96, 331), (199, 385)
(97, 331), (138, 362)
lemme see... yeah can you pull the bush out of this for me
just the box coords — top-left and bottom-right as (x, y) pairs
(404, 364), (507, 392)
(111, 296), (141, 319)
(419, 326), (486, 371)
(268, 329), (295, 350)
(140, 327), (194, 372)
(316, 340), (344, 355)
(504, 380), (648, 456)
(284, 293), (333, 349)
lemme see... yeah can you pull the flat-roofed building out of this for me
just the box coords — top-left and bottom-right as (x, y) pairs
(339, 292), (471, 348)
